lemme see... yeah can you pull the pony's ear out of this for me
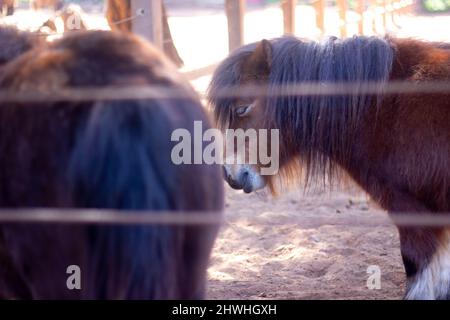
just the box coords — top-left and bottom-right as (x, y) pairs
(241, 39), (272, 81)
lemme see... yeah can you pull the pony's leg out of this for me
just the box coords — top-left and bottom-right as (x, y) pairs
(180, 225), (220, 299)
(397, 226), (450, 299)
(388, 190), (450, 299)
(0, 230), (32, 299)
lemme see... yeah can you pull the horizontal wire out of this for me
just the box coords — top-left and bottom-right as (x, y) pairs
(0, 81), (450, 103)
(0, 209), (449, 227)
(0, 81), (448, 226)
(0, 209), (223, 225)
(1, 7), (445, 227)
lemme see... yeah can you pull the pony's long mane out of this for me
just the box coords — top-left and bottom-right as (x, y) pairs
(209, 36), (394, 189)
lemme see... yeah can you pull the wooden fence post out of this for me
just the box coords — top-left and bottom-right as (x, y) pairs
(282, 0), (296, 35)
(225, 0), (245, 52)
(382, 0), (388, 31)
(357, 0), (365, 35)
(336, 0), (347, 38)
(131, 0), (163, 49)
(314, 0), (325, 35)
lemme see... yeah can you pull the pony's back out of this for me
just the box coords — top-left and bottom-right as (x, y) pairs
(0, 31), (223, 299)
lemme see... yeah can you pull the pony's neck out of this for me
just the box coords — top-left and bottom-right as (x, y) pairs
(389, 37), (450, 80)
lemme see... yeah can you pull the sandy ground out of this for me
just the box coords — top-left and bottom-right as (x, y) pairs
(2, 3), (450, 300)
(207, 186), (405, 299)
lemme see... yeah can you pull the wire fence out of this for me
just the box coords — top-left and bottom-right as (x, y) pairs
(0, 209), (223, 225)
(0, 80), (449, 227)
(0, 209), (450, 227)
(0, 81), (450, 103)
(1, 5), (449, 228)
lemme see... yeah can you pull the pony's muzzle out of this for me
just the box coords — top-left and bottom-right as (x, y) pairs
(223, 164), (265, 193)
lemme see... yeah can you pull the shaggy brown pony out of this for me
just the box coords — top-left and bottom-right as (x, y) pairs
(209, 36), (450, 299)
(0, 29), (223, 299)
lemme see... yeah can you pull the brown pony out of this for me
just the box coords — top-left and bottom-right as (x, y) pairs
(208, 36), (450, 299)
(0, 28), (223, 299)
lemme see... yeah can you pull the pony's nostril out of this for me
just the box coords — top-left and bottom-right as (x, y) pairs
(241, 170), (249, 182)
(240, 170), (253, 193)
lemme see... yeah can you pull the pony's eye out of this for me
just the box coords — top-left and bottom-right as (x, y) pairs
(235, 105), (251, 117)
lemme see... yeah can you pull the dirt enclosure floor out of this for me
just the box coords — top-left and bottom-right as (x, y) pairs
(207, 186), (406, 299)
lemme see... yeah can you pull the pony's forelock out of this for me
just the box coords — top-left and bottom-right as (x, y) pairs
(207, 42), (258, 129)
